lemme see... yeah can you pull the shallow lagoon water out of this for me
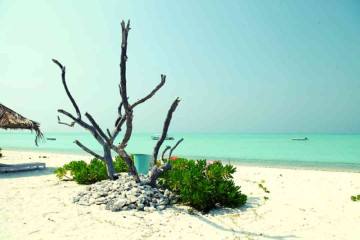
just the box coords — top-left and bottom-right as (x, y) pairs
(1, 132), (359, 171)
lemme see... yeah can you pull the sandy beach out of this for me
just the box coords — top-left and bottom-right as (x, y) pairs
(0, 150), (359, 240)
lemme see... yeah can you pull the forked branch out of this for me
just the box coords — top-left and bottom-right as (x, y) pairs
(58, 109), (105, 146)
(166, 138), (184, 166)
(74, 140), (104, 160)
(161, 146), (171, 162)
(119, 20), (131, 112)
(85, 112), (110, 145)
(57, 116), (75, 127)
(52, 59), (81, 119)
(151, 97), (180, 168)
(131, 75), (166, 109)
(148, 138), (184, 187)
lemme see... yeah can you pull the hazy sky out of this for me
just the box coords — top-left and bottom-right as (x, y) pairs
(1, 0), (359, 134)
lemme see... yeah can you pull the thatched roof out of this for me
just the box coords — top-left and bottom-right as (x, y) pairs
(0, 103), (44, 145)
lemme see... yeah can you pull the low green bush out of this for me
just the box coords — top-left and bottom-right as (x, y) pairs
(53, 156), (129, 184)
(351, 195), (360, 202)
(158, 158), (247, 212)
(114, 156), (130, 173)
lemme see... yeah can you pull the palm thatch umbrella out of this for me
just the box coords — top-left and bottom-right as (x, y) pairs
(0, 103), (44, 145)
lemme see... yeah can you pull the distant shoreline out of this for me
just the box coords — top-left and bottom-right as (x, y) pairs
(2, 148), (359, 174)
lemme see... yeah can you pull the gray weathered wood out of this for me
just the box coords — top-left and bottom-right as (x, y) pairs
(57, 116), (75, 127)
(110, 20), (170, 183)
(53, 19), (182, 184)
(161, 146), (171, 161)
(104, 145), (116, 180)
(74, 140), (104, 161)
(151, 98), (180, 169)
(52, 59), (81, 119)
(148, 138), (184, 187)
(53, 60), (117, 179)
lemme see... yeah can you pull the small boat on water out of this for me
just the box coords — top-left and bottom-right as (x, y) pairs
(151, 134), (174, 140)
(46, 138), (56, 141)
(292, 137), (309, 141)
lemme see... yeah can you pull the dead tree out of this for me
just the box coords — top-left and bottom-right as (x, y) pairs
(109, 21), (183, 186)
(53, 20), (183, 184)
(53, 59), (118, 179)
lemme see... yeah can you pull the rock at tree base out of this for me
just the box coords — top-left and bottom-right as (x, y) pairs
(73, 173), (178, 212)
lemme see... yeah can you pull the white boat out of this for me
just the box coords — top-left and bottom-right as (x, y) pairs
(151, 134), (174, 140)
(292, 137), (309, 141)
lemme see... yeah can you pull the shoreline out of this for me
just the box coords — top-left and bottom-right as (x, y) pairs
(1, 148), (360, 174)
(1, 150), (360, 239)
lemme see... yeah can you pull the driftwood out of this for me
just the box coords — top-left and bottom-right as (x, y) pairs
(53, 59), (117, 179)
(53, 20), (182, 184)
(57, 116), (75, 127)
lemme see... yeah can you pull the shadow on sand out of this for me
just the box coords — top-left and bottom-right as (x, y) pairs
(0, 167), (56, 179)
(169, 196), (298, 240)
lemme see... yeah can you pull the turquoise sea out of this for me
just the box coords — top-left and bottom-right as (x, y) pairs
(1, 132), (360, 172)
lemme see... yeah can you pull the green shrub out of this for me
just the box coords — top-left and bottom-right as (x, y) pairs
(53, 156), (130, 184)
(114, 156), (130, 172)
(351, 195), (360, 202)
(158, 158), (247, 212)
(0, 148), (2, 158)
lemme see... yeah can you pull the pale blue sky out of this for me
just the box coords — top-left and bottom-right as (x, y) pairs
(0, 0), (359, 134)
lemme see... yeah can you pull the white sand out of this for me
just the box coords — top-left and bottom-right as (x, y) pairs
(1, 150), (360, 240)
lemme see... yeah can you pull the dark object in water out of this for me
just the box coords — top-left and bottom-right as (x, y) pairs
(151, 134), (174, 140)
(46, 138), (56, 141)
(292, 137), (309, 141)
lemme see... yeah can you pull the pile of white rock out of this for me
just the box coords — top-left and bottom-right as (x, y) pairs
(72, 173), (178, 212)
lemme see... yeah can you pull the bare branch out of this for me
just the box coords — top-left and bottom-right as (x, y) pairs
(74, 140), (104, 160)
(151, 97), (180, 168)
(119, 112), (133, 149)
(116, 20), (136, 148)
(118, 84), (123, 113)
(111, 116), (126, 142)
(147, 139), (184, 186)
(131, 75), (166, 109)
(58, 109), (105, 146)
(85, 112), (110, 144)
(57, 116), (75, 127)
(161, 146), (171, 162)
(112, 72), (165, 144)
(166, 138), (184, 166)
(113, 84), (124, 128)
(57, 109), (79, 123)
(114, 116), (122, 128)
(119, 20), (131, 112)
(52, 59), (81, 119)
(106, 128), (112, 139)
(108, 20), (132, 145)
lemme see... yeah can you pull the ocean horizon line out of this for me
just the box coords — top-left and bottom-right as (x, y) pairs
(3, 131), (360, 135)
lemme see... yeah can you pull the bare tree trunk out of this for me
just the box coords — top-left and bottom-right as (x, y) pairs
(116, 149), (140, 182)
(104, 145), (115, 180)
